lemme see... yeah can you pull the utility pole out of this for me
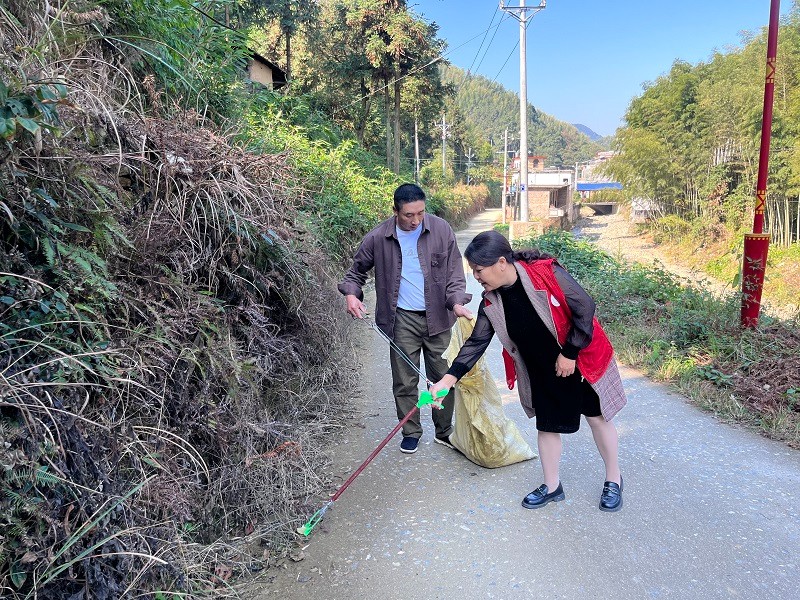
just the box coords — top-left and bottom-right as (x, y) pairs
(465, 147), (475, 185)
(741, 0), (780, 327)
(503, 128), (509, 224)
(518, 1), (528, 221)
(501, 0), (546, 222)
(414, 117), (420, 184)
(437, 113), (450, 178)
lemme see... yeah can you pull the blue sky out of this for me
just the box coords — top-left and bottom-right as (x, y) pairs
(410, 1), (793, 137)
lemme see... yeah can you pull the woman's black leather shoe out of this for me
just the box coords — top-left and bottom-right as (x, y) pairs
(599, 478), (623, 512)
(521, 483), (565, 509)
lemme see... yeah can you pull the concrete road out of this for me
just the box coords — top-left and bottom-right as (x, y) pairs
(255, 209), (800, 599)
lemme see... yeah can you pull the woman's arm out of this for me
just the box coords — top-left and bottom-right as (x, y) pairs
(553, 264), (596, 360)
(429, 302), (494, 396)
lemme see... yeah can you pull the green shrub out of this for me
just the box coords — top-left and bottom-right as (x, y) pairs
(242, 95), (400, 262)
(0, 77), (67, 142)
(429, 183), (489, 228)
(651, 214), (692, 243)
(419, 161), (456, 188)
(493, 223), (509, 238)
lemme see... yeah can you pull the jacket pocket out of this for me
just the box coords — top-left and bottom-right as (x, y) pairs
(430, 251), (446, 282)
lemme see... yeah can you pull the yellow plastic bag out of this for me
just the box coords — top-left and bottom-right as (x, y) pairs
(445, 318), (537, 468)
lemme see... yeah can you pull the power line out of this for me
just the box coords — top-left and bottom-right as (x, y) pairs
(456, 12), (509, 97)
(336, 18), (509, 114)
(464, 8), (501, 77)
(491, 40), (519, 84)
(473, 13), (508, 76)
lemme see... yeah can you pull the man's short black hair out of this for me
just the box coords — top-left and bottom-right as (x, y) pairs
(393, 183), (426, 211)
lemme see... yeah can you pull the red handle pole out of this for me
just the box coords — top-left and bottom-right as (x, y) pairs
(330, 405), (419, 502)
(741, 0), (780, 327)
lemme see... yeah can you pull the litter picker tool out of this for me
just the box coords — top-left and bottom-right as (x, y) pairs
(296, 387), (448, 536)
(365, 317), (435, 386)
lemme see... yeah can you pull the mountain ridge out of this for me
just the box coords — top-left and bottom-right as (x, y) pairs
(572, 123), (602, 141)
(440, 64), (603, 166)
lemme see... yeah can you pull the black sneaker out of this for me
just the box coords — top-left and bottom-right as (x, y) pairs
(433, 434), (455, 449)
(521, 483), (565, 509)
(400, 436), (419, 454)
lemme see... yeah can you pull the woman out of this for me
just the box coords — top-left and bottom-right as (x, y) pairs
(429, 230), (627, 512)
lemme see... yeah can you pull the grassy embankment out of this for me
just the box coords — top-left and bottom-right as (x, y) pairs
(637, 215), (800, 314)
(0, 1), (489, 596)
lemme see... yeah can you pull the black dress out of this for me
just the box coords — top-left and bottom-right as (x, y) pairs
(448, 267), (601, 434)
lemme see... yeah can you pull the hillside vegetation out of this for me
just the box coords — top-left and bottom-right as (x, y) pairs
(440, 63), (604, 167)
(0, 0), (498, 596)
(3, 0), (798, 596)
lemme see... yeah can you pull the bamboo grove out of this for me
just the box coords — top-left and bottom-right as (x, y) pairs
(606, 4), (800, 248)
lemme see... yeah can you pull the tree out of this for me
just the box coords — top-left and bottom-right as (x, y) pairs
(244, 0), (317, 80)
(328, 0), (443, 173)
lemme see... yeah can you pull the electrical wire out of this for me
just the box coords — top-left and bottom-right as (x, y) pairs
(464, 8), (501, 77)
(491, 40), (520, 84)
(472, 13), (507, 77)
(456, 12), (509, 98)
(336, 18), (509, 114)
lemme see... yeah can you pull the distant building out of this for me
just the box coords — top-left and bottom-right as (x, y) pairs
(512, 154), (547, 172)
(631, 197), (661, 222)
(578, 150), (619, 182)
(508, 155), (577, 231)
(247, 52), (287, 90)
(594, 150), (616, 162)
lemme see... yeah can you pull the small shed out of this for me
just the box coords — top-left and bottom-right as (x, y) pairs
(247, 52), (287, 90)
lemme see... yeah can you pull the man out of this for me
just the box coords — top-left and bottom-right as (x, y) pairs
(338, 183), (472, 454)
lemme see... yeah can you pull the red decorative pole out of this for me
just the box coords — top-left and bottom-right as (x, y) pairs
(741, 0), (781, 328)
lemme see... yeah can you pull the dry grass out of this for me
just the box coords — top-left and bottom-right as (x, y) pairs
(1, 1), (360, 596)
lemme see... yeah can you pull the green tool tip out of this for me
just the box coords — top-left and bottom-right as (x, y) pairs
(417, 387), (448, 408)
(296, 524), (312, 536)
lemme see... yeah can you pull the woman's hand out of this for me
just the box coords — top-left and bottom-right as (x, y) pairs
(428, 374), (458, 407)
(555, 354), (576, 378)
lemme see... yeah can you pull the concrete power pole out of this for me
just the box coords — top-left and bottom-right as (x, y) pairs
(502, 128), (509, 224)
(465, 147), (475, 184)
(414, 117), (420, 183)
(440, 114), (448, 178)
(501, 1), (546, 223)
(518, 1), (528, 221)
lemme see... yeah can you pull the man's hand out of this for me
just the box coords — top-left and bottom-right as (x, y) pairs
(345, 294), (367, 319)
(453, 303), (473, 319)
(555, 354), (576, 378)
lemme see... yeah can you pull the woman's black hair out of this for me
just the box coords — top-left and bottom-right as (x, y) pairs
(464, 230), (553, 266)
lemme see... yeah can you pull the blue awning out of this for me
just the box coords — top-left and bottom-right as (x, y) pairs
(577, 182), (623, 191)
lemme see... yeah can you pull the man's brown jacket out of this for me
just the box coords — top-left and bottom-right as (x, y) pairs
(338, 213), (471, 339)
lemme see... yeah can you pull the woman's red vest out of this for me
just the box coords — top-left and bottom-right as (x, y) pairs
(498, 259), (613, 387)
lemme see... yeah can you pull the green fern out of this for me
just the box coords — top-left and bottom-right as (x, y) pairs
(9, 520), (28, 539)
(3, 489), (30, 512)
(41, 237), (56, 267)
(34, 466), (59, 488)
(4, 468), (34, 488)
